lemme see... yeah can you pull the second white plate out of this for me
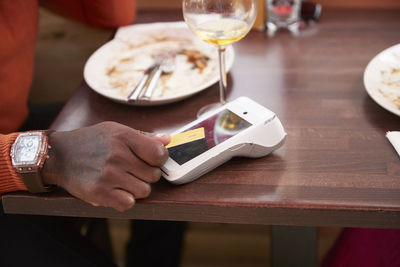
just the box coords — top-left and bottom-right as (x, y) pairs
(364, 43), (400, 116)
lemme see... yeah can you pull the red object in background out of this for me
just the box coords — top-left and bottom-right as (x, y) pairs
(273, 5), (293, 15)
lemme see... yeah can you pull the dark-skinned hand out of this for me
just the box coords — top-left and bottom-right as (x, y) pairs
(41, 121), (170, 212)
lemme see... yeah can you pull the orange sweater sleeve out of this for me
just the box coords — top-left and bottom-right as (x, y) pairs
(39, 0), (136, 28)
(0, 133), (28, 194)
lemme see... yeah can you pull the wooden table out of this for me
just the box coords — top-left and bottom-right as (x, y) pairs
(3, 8), (400, 266)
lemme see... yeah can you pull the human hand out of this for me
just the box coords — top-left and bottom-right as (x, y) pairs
(41, 122), (170, 212)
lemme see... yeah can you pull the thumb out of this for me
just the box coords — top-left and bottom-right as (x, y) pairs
(152, 133), (171, 146)
(139, 131), (171, 146)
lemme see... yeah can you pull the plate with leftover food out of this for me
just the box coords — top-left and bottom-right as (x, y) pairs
(84, 21), (235, 106)
(364, 43), (400, 116)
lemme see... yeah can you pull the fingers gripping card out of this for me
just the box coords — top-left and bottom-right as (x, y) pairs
(166, 128), (208, 165)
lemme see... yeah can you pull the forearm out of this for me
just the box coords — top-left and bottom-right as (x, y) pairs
(39, 0), (137, 28)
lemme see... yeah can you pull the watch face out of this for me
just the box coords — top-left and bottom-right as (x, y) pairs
(15, 134), (40, 164)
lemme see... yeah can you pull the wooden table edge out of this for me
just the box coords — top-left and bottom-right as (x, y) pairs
(3, 192), (399, 228)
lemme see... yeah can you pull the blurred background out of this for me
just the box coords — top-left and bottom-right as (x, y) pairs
(31, 0), (399, 266)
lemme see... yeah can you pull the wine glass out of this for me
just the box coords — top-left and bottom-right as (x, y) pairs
(183, 0), (258, 117)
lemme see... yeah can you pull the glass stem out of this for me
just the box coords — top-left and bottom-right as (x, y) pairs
(218, 45), (227, 105)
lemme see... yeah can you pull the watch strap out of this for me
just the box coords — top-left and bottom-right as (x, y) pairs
(19, 172), (53, 193)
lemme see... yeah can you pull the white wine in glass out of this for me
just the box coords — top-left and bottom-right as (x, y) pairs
(183, 0), (258, 117)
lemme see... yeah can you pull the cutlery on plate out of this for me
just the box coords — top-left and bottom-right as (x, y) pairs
(140, 52), (176, 100)
(127, 63), (160, 102)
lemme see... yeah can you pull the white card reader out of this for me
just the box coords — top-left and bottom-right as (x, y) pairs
(161, 97), (286, 184)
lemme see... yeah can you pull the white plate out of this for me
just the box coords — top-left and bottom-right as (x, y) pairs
(364, 43), (400, 116)
(84, 22), (235, 106)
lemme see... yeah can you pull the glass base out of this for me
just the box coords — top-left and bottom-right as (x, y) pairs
(267, 21), (300, 37)
(197, 102), (224, 118)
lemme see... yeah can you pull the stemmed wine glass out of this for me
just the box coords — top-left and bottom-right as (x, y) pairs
(183, 0), (258, 117)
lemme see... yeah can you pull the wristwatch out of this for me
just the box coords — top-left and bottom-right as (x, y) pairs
(10, 131), (54, 193)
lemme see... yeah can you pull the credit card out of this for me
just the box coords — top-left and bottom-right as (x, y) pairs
(166, 128), (205, 148)
(167, 128), (208, 165)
